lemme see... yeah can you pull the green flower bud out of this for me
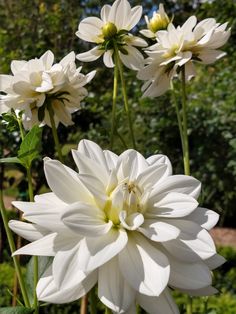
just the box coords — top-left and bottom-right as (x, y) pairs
(102, 22), (118, 39)
(149, 13), (170, 33)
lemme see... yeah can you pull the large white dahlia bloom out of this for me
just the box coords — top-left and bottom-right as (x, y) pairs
(10, 140), (224, 313)
(76, 0), (147, 70)
(138, 16), (231, 98)
(0, 51), (95, 129)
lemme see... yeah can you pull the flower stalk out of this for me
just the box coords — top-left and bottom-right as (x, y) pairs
(110, 53), (119, 149)
(0, 190), (30, 308)
(181, 66), (190, 176)
(114, 44), (136, 149)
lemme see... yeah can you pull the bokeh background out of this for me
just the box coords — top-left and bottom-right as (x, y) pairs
(0, 0), (236, 313)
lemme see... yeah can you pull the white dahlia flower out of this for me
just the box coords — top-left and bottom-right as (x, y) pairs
(138, 16), (231, 98)
(76, 0), (147, 70)
(140, 4), (170, 39)
(10, 140), (224, 313)
(0, 51), (95, 128)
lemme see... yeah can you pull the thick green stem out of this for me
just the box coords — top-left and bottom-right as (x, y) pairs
(114, 45), (136, 149)
(171, 81), (184, 155)
(110, 54), (119, 149)
(0, 190), (30, 308)
(181, 66), (190, 176)
(105, 307), (112, 314)
(48, 105), (64, 163)
(26, 166), (38, 313)
(186, 296), (193, 314)
(89, 287), (97, 314)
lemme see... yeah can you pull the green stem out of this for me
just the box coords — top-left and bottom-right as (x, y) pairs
(16, 116), (25, 140)
(105, 307), (112, 314)
(0, 190), (30, 308)
(186, 296), (193, 314)
(48, 105), (64, 163)
(181, 66), (190, 176)
(89, 287), (97, 314)
(110, 54), (119, 150)
(26, 167), (38, 313)
(171, 81), (184, 154)
(114, 44), (136, 149)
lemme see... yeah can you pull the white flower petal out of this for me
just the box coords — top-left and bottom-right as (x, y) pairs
(119, 46), (144, 71)
(40, 50), (54, 70)
(8, 220), (49, 242)
(44, 158), (92, 204)
(137, 288), (180, 314)
(163, 220), (216, 262)
(120, 211), (144, 231)
(77, 17), (104, 43)
(185, 207), (219, 230)
(205, 253), (226, 270)
(62, 202), (112, 237)
(119, 233), (170, 296)
(77, 228), (128, 272)
(149, 175), (201, 200)
(128, 6), (143, 30)
(137, 164), (169, 190)
(76, 47), (103, 62)
(101, 4), (111, 22)
(169, 259), (212, 290)
(103, 50), (115, 68)
(37, 266), (97, 303)
(98, 257), (135, 313)
(139, 219), (180, 242)
(147, 192), (198, 218)
(146, 154), (172, 175)
(52, 243), (87, 289)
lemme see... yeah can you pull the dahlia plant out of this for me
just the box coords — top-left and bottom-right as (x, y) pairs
(0, 1), (230, 314)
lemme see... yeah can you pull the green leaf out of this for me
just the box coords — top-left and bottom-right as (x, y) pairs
(25, 256), (53, 306)
(0, 157), (22, 164)
(0, 307), (33, 314)
(17, 126), (42, 168)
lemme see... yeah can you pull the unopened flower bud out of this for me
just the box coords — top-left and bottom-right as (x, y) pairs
(102, 22), (118, 39)
(148, 4), (170, 33)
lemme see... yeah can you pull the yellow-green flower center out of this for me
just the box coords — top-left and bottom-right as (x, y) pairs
(149, 13), (169, 33)
(102, 22), (118, 39)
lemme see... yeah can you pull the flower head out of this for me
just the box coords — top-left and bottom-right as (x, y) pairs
(76, 0), (147, 70)
(138, 16), (231, 98)
(0, 51), (96, 128)
(140, 4), (170, 39)
(10, 140), (223, 313)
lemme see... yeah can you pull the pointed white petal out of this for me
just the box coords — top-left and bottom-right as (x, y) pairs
(137, 288), (180, 314)
(149, 175), (201, 200)
(185, 207), (219, 230)
(37, 266), (97, 303)
(98, 257), (135, 313)
(77, 17), (104, 43)
(40, 50), (54, 70)
(205, 253), (226, 270)
(169, 259), (212, 290)
(119, 233), (170, 296)
(8, 220), (48, 242)
(77, 228), (128, 272)
(147, 192), (198, 218)
(103, 50), (115, 68)
(139, 219), (180, 242)
(62, 202), (112, 237)
(44, 158), (92, 204)
(52, 243), (87, 289)
(76, 47), (103, 62)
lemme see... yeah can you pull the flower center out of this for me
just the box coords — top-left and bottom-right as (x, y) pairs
(102, 22), (118, 39)
(163, 44), (179, 59)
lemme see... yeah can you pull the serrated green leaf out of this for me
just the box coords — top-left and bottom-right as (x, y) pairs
(17, 126), (42, 169)
(0, 157), (22, 164)
(25, 256), (53, 306)
(0, 307), (33, 314)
